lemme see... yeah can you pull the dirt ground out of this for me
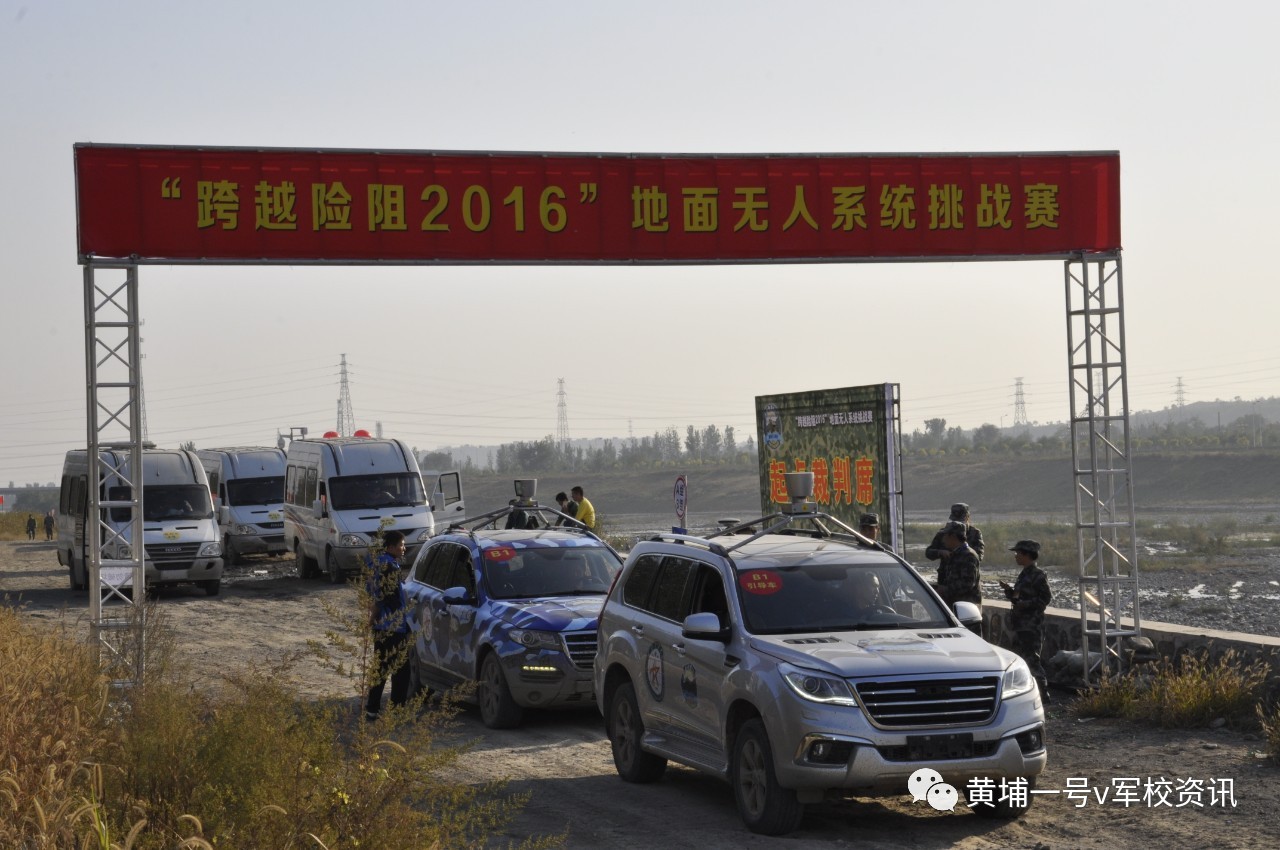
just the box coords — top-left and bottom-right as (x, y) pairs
(4, 539), (1279, 849)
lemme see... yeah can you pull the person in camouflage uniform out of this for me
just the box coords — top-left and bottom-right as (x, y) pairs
(999, 540), (1052, 702)
(925, 502), (985, 564)
(933, 520), (981, 608)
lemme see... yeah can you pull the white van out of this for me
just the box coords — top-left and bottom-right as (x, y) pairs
(57, 447), (224, 595)
(284, 435), (438, 583)
(196, 447), (287, 565)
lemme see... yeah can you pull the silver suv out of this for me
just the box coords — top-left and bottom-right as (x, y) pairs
(594, 484), (1046, 835)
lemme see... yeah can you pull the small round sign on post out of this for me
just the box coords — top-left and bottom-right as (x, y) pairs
(673, 475), (688, 522)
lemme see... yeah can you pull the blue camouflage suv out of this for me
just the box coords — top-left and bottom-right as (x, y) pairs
(403, 481), (623, 728)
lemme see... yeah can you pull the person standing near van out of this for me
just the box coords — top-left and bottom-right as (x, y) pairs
(365, 529), (412, 722)
(44, 511), (55, 541)
(571, 486), (595, 531)
(26, 514), (37, 540)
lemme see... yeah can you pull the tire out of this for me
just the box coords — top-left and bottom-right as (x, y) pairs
(732, 718), (804, 835)
(295, 539), (317, 579)
(478, 653), (523, 729)
(201, 579), (221, 597)
(224, 537), (242, 567)
(607, 681), (667, 783)
(69, 556), (86, 592)
(326, 548), (343, 584)
(970, 776), (1036, 819)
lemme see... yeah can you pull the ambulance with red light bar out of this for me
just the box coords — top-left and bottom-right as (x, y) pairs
(284, 430), (437, 583)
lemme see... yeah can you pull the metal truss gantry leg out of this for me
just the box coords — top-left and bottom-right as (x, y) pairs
(84, 263), (145, 691)
(1064, 253), (1141, 685)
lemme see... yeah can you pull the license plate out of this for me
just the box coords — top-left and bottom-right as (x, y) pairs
(905, 733), (974, 760)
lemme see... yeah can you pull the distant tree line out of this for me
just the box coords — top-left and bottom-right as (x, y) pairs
(421, 425), (758, 474)
(905, 413), (1279, 457)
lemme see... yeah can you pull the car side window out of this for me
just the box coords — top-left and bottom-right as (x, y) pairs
(422, 545), (457, 589)
(623, 554), (663, 610)
(447, 548), (476, 595)
(691, 566), (730, 627)
(650, 556), (697, 622)
(412, 544), (439, 583)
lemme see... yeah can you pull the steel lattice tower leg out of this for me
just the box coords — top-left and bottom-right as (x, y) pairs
(84, 263), (146, 691)
(1064, 253), (1141, 685)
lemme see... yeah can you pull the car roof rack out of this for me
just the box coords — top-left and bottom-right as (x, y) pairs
(443, 478), (611, 545)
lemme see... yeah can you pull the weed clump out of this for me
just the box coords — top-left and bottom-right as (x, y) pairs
(1073, 648), (1269, 729)
(0, 598), (554, 849)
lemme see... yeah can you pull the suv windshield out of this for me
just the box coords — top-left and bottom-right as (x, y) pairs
(329, 473), (425, 510)
(484, 545), (621, 600)
(735, 562), (952, 634)
(225, 476), (284, 507)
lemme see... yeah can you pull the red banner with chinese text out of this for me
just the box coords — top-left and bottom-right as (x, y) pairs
(75, 145), (1120, 264)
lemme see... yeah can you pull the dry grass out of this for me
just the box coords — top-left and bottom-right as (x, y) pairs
(1073, 649), (1270, 729)
(0, 597), (559, 850)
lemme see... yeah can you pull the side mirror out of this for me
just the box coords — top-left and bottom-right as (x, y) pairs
(442, 586), (476, 606)
(682, 611), (728, 642)
(217, 505), (229, 524)
(312, 498), (326, 519)
(953, 601), (983, 635)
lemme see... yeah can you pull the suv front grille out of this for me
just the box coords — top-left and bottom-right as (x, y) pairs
(561, 630), (597, 670)
(854, 675), (1000, 728)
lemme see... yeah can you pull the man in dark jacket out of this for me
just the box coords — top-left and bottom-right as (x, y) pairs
(925, 502), (985, 563)
(934, 521), (981, 608)
(1000, 540), (1052, 702)
(365, 529), (412, 721)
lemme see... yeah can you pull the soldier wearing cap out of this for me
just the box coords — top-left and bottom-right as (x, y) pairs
(925, 503), (986, 564)
(858, 512), (880, 542)
(933, 520), (981, 609)
(999, 540), (1052, 702)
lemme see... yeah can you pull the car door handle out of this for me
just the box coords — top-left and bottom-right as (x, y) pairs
(673, 642), (687, 656)
(631, 625), (645, 636)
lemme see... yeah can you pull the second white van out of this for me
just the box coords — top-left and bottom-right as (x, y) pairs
(197, 447), (288, 565)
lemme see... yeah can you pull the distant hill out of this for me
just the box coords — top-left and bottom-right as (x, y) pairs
(459, 448), (1280, 518)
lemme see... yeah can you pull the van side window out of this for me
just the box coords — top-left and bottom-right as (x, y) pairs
(60, 475), (72, 514)
(304, 468), (318, 505)
(285, 465), (297, 504)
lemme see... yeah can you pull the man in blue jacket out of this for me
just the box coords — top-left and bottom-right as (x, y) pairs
(365, 529), (412, 722)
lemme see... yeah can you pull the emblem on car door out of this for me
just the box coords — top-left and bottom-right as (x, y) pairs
(645, 642), (664, 701)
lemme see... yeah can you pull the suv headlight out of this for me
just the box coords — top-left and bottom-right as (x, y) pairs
(509, 629), (561, 650)
(1002, 657), (1035, 700)
(780, 663), (858, 707)
(198, 541), (222, 557)
(235, 524), (256, 535)
(339, 533), (369, 547)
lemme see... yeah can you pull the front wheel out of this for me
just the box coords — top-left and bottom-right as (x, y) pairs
(223, 537), (243, 567)
(732, 718), (804, 835)
(326, 548), (343, 584)
(478, 653), (523, 729)
(608, 681), (667, 782)
(201, 579), (221, 597)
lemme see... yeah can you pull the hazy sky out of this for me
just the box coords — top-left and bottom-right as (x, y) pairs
(2, 1), (1278, 485)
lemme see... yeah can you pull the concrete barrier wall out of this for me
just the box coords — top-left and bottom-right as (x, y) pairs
(983, 599), (1280, 687)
